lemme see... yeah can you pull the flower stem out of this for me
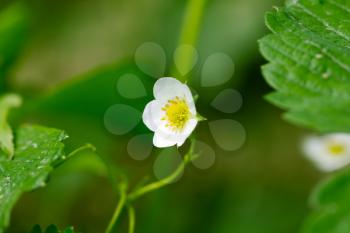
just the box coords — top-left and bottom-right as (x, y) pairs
(53, 143), (96, 168)
(105, 139), (196, 233)
(127, 205), (136, 233)
(104, 184), (127, 233)
(127, 155), (188, 202)
(172, 0), (207, 82)
(127, 139), (196, 202)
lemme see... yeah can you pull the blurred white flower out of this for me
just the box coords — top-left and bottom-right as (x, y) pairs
(142, 77), (198, 148)
(303, 133), (350, 172)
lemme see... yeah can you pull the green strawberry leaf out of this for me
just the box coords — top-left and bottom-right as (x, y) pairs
(259, 0), (350, 132)
(302, 168), (350, 233)
(0, 124), (68, 232)
(259, 0), (350, 231)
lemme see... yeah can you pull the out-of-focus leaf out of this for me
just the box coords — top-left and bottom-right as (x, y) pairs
(0, 93), (21, 158)
(30, 225), (76, 233)
(259, 0), (350, 132)
(57, 148), (108, 177)
(0, 3), (28, 92)
(30, 225), (42, 233)
(0, 125), (68, 232)
(22, 62), (154, 152)
(30, 62), (152, 117)
(62, 227), (76, 233)
(45, 225), (59, 233)
(302, 168), (350, 233)
(310, 168), (350, 208)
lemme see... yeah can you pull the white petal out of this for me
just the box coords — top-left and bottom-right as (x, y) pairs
(175, 119), (198, 147)
(155, 118), (197, 144)
(303, 134), (350, 172)
(154, 77), (183, 99)
(155, 126), (184, 143)
(154, 77), (195, 108)
(181, 119), (198, 138)
(142, 100), (165, 132)
(153, 132), (177, 148)
(325, 134), (350, 153)
(326, 133), (350, 142)
(303, 137), (324, 160)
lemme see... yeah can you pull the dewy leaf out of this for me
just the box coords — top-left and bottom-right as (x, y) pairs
(0, 94), (21, 158)
(0, 124), (68, 233)
(259, 0), (350, 132)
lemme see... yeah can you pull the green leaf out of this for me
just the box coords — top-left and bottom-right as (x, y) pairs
(259, 0), (350, 132)
(0, 3), (28, 92)
(30, 62), (152, 117)
(0, 125), (68, 233)
(310, 168), (350, 208)
(302, 202), (350, 233)
(29, 225), (76, 233)
(22, 62), (153, 152)
(62, 227), (75, 233)
(302, 168), (350, 232)
(0, 93), (21, 158)
(30, 225), (42, 233)
(45, 225), (59, 233)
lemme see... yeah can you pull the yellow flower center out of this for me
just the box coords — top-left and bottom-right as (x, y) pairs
(161, 96), (191, 132)
(327, 142), (346, 156)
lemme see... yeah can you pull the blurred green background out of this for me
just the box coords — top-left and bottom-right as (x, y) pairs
(0, 0), (326, 232)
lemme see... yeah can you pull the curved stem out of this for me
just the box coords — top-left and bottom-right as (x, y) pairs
(53, 143), (96, 168)
(105, 139), (197, 233)
(127, 156), (188, 202)
(127, 205), (136, 233)
(127, 139), (196, 202)
(104, 185), (127, 233)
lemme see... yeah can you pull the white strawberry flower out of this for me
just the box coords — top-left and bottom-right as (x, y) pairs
(302, 133), (350, 172)
(142, 77), (198, 148)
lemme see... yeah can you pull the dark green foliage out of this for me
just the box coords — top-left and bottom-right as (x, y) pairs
(0, 3), (28, 92)
(259, 0), (350, 132)
(0, 125), (68, 232)
(302, 168), (350, 233)
(30, 224), (76, 233)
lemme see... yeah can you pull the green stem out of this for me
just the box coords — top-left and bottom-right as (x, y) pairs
(171, 0), (207, 81)
(53, 143), (96, 168)
(127, 155), (188, 202)
(104, 139), (197, 233)
(127, 139), (196, 202)
(104, 185), (127, 233)
(127, 205), (136, 233)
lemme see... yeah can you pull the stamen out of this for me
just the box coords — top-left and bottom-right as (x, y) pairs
(327, 142), (346, 156)
(162, 96), (191, 132)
